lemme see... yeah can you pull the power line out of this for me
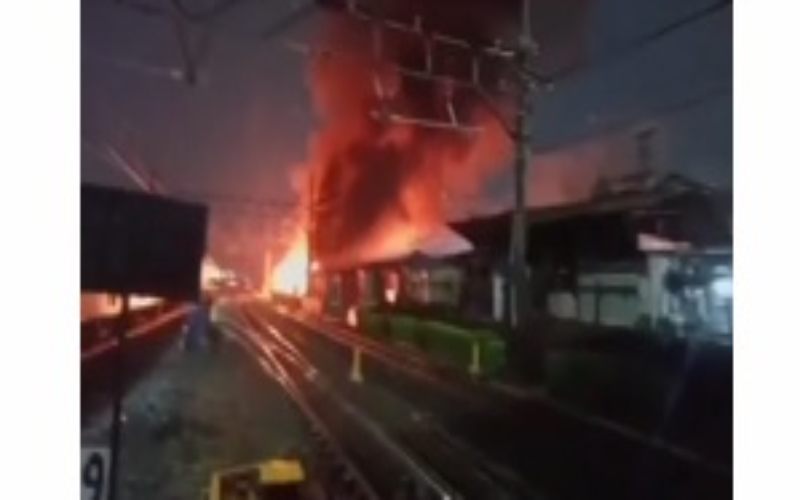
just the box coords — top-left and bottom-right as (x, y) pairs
(535, 83), (731, 154)
(115, 0), (253, 23)
(111, 0), (733, 96)
(112, 0), (316, 85)
(83, 139), (168, 194)
(540, 0), (732, 83)
(262, 2), (317, 40)
(84, 137), (297, 213)
(173, 189), (297, 210)
(169, 0), (251, 22)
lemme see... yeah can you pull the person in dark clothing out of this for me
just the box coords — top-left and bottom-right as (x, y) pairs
(183, 295), (213, 352)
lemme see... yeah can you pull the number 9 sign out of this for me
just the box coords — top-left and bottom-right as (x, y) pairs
(81, 447), (110, 500)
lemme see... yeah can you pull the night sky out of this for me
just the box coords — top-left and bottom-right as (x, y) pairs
(81, 0), (731, 280)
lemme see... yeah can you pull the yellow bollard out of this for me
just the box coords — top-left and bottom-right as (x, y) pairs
(468, 340), (482, 377)
(350, 346), (364, 383)
(208, 457), (306, 500)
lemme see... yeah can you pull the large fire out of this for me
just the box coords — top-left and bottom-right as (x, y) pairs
(264, 2), (590, 291)
(269, 233), (309, 296)
(384, 271), (400, 304)
(346, 306), (359, 328)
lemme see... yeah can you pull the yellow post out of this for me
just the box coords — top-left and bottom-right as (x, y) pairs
(350, 346), (364, 383)
(208, 458), (306, 500)
(468, 340), (481, 377)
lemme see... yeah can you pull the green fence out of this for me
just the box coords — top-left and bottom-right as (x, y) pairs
(361, 311), (506, 376)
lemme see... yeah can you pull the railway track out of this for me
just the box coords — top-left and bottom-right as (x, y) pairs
(218, 300), (530, 500)
(255, 301), (732, 500)
(81, 304), (190, 362)
(81, 304), (191, 421)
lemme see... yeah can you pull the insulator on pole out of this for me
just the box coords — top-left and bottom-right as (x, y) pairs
(471, 55), (481, 85)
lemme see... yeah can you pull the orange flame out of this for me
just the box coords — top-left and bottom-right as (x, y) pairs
(384, 271), (400, 304)
(260, 10), (515, 283)
(269, 233), (309, 296)
(346, 306), (359, 328)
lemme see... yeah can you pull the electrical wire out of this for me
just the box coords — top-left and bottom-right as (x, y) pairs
(537, 0), (732, 84)
(534, 83), (731, 153)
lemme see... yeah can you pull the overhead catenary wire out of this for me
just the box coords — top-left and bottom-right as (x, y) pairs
(110, 0), (732, 102)
(534, 83), (732, 154)
(537, 0), (732, 83)
(174, 190), (298, 218)
(172, 189), (297, 208)
(115, 0), (253, 23)
(283, 0), (731, 138)
(111, 0), (317, 84)
(84, 138), (297, 215)
(101, 0), (732, 219)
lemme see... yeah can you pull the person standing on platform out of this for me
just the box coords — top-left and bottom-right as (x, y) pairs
(182, 294), (212, 352)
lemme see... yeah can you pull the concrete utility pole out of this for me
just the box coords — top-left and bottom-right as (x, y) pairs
(510, 0), (535, 330)
(288, 0), (543, 343)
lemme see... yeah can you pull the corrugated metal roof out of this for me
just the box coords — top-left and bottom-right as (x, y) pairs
(449, 172), (729, 250)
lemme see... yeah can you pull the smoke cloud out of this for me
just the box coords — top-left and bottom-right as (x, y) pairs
(294, 1), (590, 267)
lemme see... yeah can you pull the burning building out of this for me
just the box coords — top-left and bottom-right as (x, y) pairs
(318, 225), (474, 321)
(267, 0), (591, 296)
